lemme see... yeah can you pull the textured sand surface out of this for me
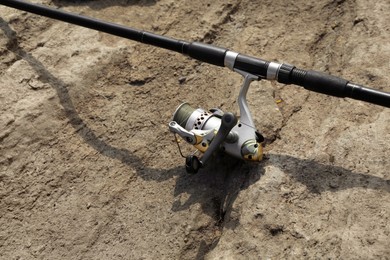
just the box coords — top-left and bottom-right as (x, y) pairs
(0, 0), (389, 259)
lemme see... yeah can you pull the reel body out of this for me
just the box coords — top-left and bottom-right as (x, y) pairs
(169, 71), (264, 173)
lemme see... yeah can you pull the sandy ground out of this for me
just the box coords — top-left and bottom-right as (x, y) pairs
(0, 0), (389, 259)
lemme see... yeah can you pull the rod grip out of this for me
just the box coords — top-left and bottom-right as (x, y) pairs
(301, 70), (349, 97)
(299, 71), (390, 107)
(282, 68), (390, 108)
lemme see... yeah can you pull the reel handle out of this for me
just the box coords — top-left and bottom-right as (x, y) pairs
(185, 112), (238, 174)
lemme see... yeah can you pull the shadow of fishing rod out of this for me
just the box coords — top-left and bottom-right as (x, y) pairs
(0, 17), (178, 180)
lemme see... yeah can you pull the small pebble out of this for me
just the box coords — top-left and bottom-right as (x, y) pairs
(178, 77), (186, 84)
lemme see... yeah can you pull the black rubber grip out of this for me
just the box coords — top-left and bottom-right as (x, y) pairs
(234, 54), (269, 78)
(186, 42), (228, 67)
(279, 66), (349, 96)
(301, 70), (349, 97)
(289, 69), (390, 107)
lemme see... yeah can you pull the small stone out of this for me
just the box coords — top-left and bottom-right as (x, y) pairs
(178, 77), (186, 84)
(329, 180), (339, 189)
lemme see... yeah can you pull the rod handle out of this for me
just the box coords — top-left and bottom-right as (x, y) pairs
(279, 66), (390, 108)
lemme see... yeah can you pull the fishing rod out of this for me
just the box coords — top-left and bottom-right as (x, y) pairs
(1, 0), (390, 173)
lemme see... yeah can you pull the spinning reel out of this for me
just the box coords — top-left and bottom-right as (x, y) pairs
(169, 70), (264, 174)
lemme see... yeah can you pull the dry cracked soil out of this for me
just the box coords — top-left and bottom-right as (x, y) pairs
(0, 0), (389, 259)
